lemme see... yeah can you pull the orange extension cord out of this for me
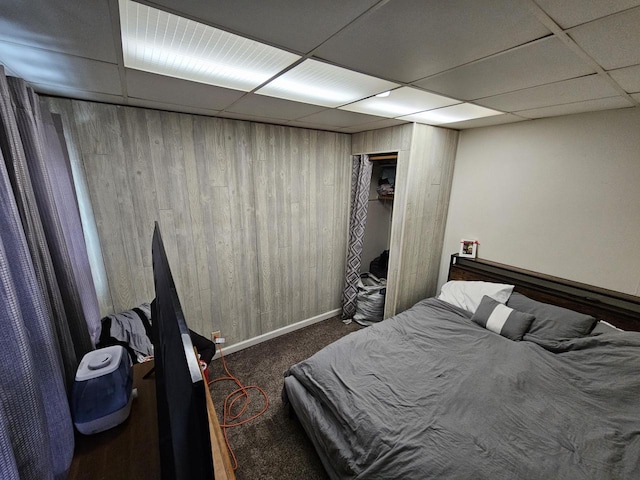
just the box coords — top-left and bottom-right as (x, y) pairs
(208, 345), (269, 471)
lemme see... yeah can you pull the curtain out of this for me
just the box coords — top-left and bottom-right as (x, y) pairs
(9, 76), (101, 371)
(39, 105), (101, 351)
(0, 65), (98, 478)
(341, 154), (372, 319)
(0, 152), (73, 478)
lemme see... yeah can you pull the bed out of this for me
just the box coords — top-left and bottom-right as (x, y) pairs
(283, 256), (640, 479)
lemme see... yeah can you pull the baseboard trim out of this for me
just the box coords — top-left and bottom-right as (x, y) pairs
(212, 308), (342, 360)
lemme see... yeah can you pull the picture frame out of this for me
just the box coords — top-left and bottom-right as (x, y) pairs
(459, 239), (478, 258)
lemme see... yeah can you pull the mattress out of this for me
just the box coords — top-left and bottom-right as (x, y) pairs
(284, 298), (640, 479)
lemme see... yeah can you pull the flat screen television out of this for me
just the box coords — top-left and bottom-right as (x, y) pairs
(151, 223), (214, 479)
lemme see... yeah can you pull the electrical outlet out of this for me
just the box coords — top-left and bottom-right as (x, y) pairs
(211, 331), (221, 342)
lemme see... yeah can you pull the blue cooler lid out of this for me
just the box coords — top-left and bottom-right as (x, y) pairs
(75, 345), (125, 381)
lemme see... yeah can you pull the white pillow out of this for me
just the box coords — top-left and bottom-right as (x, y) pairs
(591, 320), (625, 335)
(438, 281), (515, 314)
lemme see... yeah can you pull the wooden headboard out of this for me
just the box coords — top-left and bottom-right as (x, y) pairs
(448, 255), (640, 332)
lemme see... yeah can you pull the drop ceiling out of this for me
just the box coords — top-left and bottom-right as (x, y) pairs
(0, 0), (638, 132)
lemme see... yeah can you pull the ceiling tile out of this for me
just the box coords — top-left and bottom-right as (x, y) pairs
(568, 7), (640, 70)
(126, 97), (220, 117)
(296, 109), (385, 127)
(340, 87), (459, 118)
(414, 37), (594, 100)
(126, 69), (245, 110)
(256, 59), (398, 108)
(120, 0), (300, 92)
(443, 113), (529, 130)
(224, 93), (326, 120)
(0, 0), (117, 62)
(475, 75), (620, 111)
(515, 96), (632, 118)
(0, 42), (122, 95)
(399, 103), (503, 125)
(608, 64), (640, 93)
(147, 0), (380, 53)
(313, 0), (550, 83)
(534, 0), (640, 29)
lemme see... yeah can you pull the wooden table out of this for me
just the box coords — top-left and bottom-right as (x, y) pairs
(69, 361), (235, 480)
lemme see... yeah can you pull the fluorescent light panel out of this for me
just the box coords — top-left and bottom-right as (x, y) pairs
(119, 0), (300, 92)
(400, 103), (503, 124)
(256, 59), (399, 108)
(340, 87), (460, 117)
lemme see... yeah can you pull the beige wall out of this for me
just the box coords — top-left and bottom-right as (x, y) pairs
(438, 108), (640, 296)
(46, 98), (351, 346)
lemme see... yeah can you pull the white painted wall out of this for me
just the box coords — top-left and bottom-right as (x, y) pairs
(438, 107), (640, 296)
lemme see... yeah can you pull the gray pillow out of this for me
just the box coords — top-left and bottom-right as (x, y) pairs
(472, 295), (535, 341)
(507, 292), (597, 340)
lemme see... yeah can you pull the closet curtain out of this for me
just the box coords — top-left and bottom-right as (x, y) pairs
(0, 66), (99, 479)
(341, 154), (372, 319)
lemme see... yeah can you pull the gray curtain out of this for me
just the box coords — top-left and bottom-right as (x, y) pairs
(341, 154), (372, 319)
(0, 65), (98, 478)
(0, 143), (73, 479)
(38, 104), (101, 350)
(3, 73), (100, 381)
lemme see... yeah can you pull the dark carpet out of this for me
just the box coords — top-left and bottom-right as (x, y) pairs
(207, 317), (362, 480)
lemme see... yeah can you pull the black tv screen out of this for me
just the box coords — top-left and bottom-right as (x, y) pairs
(151, 223), (214, 480)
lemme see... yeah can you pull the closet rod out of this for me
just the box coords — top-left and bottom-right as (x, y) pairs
(369, 154), (397, 161)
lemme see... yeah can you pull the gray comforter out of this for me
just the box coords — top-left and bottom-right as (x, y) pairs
(284, 298), (640, 479)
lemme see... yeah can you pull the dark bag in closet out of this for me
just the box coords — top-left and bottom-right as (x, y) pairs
(370, 250), (389, 279)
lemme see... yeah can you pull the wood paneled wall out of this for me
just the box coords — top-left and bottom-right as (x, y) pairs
(46, 98), (351, 345)
(351, 124), (413, 155)
(352, 125), (413, 319)
(393, 124), (458, 312)
(351, 123), (458, 317)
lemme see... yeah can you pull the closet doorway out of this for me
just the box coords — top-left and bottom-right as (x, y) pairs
(360, 152), (397, 280)
(348, 123), (458, 320)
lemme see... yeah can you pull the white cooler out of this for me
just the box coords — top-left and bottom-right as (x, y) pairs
(71, 345), (134, 435)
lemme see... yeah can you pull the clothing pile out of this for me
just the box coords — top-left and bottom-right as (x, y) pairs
(98, 302), (216, 365)
(98, 303), (153, 363)
(376, 167), (395, 197)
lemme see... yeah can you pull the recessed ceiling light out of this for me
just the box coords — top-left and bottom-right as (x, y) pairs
(119, 0), (300, 92)
(339, 87), (460, 118)
(256, 59), (399, 108)
(399, 103), (503, 124)
(375, 91), (391, 98)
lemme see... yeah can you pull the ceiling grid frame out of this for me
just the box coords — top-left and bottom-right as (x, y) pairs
(0, 0), (638, 131)
(526, 0), (639, 107)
